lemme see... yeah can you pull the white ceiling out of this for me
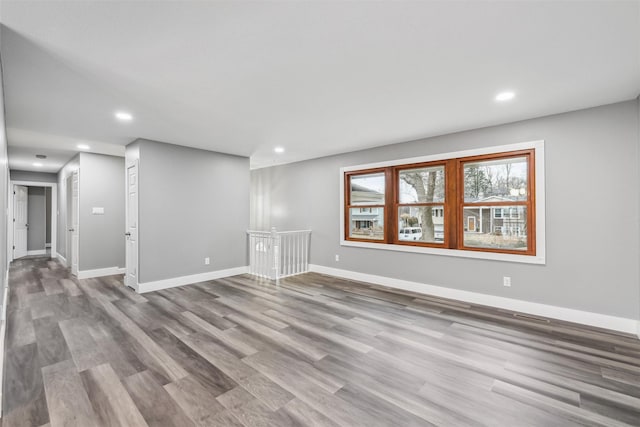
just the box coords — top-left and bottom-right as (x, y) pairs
(1, 1), (639, 173)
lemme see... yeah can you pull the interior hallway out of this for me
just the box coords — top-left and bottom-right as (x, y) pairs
(2, 257), (640, 427)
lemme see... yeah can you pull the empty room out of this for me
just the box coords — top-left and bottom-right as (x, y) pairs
(0, 1), (639, 426)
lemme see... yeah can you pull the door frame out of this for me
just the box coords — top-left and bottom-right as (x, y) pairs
(12, 185), (28, 259)
(125, 161), (139, 289)
(69, 171), (79, 276)
(8, 180), (58, 263)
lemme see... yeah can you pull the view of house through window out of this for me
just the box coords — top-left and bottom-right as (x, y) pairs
(462, 156), (530, 251)
(348, 172), (385, 240)
(398, 165), (445, 243)
(344, 148), (536, 256)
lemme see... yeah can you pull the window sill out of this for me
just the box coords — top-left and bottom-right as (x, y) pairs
(340, 239), (546, 265)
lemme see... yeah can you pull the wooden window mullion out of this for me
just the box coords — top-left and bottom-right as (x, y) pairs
(385, 168), (394, 244)
(446, 159), (458, 249)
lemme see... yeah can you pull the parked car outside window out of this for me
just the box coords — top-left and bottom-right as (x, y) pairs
(399, 227), (422, 241)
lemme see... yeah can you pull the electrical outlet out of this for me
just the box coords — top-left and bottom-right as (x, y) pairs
(205, 257), (210, 265)
(503, 276), (511, 287)
(335, 254), (340, 262)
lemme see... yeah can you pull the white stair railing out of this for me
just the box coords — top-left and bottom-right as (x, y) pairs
(247, 228), (311, 280)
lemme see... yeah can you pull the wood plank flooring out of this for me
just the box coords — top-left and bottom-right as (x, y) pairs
(2, 256), (640, 426)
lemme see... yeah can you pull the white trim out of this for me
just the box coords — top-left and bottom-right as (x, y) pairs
(7, 181), (11, 265)
(341, 140), (544, 172)
(133, 266), (249, 294)
(309, 264), (639, 336)
(339, 140), (546, 265)
(9, 180), (58, 265)
(125, 160), (139, 289)
(57, 253), (67, 267)
(341, 240), (545, 264)
(77, 266), (125, 279)
(2, 270), (8, 322)
(0, 318), (5, 417)
(26, 250), (47, 256)
(0, 271), (8, 417)
(70, 170), (79, 276)
(7, 180), (13, 265)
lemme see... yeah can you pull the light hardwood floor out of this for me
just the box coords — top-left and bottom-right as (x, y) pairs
(2, 256), (640, 426)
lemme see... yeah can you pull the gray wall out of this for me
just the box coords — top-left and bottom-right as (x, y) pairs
(78, 153), (125, 270)
(10, 170), (57, 183)
(251, 100), (640, 320)
(0, 49), (9, 315)
(127, 139), (249, 283)
(56, 153), (124, 271)
(27, 186), (46, 251)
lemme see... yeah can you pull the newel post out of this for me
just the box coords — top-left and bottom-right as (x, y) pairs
(271, 227), (279, 281)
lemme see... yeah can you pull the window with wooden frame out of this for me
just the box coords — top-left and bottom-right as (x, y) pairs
(344, 169), (388, 241)
(396, 162), (447, 246)
(343, 147), (538, 257)
(460, 150), (535, 255)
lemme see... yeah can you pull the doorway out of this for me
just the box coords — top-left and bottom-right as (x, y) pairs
(9, 180), (57, 263)
(65, 172), (79, 276)
(125, 162), (138, 288)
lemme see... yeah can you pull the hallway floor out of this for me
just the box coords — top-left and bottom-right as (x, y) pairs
(2, 257), (640, 426)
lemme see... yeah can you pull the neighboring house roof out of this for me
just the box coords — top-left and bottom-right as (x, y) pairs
(351, 183), (381, 193)
(351, 183), (384, 204)
(351, 213), (380, 221)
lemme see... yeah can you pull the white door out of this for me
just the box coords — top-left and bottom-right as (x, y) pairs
(66, 175), (72, 267)
(13, 185), (28, 259)
(71, 171), (79, 276)
(125, 162), (139, 288)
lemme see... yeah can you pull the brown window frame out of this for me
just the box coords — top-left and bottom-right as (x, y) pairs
(393, 160), (449, 248)
(344, 168), (391, 243)
(458, 149), (536, 256)
(343, 149), (536, 256)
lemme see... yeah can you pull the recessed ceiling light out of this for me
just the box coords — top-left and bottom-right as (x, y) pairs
(495, 91), (515, 102)
(115, 111), (133, 121)
(33, 162), (43, 167)
(274, 147), (285, 154)
(77, 143), (91, 150)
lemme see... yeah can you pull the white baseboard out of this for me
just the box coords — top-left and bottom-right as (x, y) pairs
(133, 266), (249, 294)
(26, 249), (47, 256)
(309, 264), (640, 337)
(0, 270), (8, 417)
(0, 317), (5, 417)
(77, 266), (126, 280)
(2, 270), (8, 321)
(57, 253), (67, 267)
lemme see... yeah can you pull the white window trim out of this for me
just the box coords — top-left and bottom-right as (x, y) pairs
(339, 140), (546, 265)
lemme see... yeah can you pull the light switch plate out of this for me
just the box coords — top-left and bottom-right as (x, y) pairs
(92, 207), (105, 215)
